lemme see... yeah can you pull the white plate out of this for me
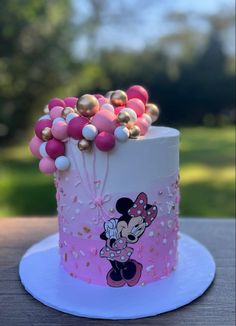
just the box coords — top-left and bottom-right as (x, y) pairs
(19, 233), (215, 320)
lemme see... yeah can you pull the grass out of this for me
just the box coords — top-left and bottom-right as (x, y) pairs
(0, 126), (235, 217)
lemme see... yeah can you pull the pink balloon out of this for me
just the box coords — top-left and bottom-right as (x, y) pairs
(35, 119), (52, 140)
(49, 106), (64, 120)
(48, 98), (65, 111)
(127, 85), (149, 104)
(29, 136), (43, 158)
(98, 97), (109, 107)
(93, 94), (104, 99)
(46, 139), (65, 159)
(91, 110), (117, 134)
(127, 98), (145, 117)
(67, 116), (89, 140)
(39, 157), (56, 175)
(95, 131), (116, 152)
(64, 97), (78, 108)
(135, 117), (149, 135)
(51, 121), (68, 140)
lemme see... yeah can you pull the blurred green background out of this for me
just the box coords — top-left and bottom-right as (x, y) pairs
(0, 0), (235, 217)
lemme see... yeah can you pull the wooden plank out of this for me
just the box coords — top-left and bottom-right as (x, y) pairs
(0, 218), (235, 326)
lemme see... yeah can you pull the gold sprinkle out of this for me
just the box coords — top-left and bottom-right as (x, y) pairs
(64, 253), (67, 262)
(83, 226), (90, 233)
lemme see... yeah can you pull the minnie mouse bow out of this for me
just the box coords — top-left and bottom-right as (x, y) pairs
(128, 192), (158, 226)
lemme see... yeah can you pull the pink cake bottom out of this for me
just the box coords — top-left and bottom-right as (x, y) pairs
(57, 171), (180, 287)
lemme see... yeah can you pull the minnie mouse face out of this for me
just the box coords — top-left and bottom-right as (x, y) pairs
(117, 215), (146, 243)
(115, 197), (152, 244)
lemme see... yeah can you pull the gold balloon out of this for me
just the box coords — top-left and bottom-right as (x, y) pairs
(62, 107), (74, 118)
(77, 94), (99, 117)
(129, 125), (141, 139)
(146, 103), (160, 122)
(110, 90), (127, 107)
(41, 127), (52, 141)
(77, 139), (92, 151)
(118, 111), (130, 124)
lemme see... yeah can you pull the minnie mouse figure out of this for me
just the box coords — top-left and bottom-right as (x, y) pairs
(100, 192), (158, 287)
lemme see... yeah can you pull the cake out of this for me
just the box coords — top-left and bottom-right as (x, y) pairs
(29, 85), (180, 288)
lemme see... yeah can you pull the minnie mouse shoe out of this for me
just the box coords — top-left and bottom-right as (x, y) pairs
(121, 259), (143, 287)
(107, 268), (126, 287)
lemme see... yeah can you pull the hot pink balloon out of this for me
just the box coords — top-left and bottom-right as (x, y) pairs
(46, 139), (65, 159)
(29, 136), (43, 158)
(127, 85), (149, 104)
(95, 131), (116, 152)
(91, 110), (117, 134)
(39, 157), (56, 175)
(64, 97), (78, 108)
(114, 106), (125, 116)
(51, 121), (68, 140)
(67, 116), (89, 140)
(127, 98), (145, 117)
(48, 98), (65, 111)
(98, 97), (109, 107)
(34, 119), (52, 140)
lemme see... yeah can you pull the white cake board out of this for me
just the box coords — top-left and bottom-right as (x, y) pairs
(19, 233), (215, 320)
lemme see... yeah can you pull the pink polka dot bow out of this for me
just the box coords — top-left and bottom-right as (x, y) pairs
(128, 192), (158, 226)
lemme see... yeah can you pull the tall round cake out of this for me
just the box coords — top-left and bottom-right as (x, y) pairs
(29, 85), (180, 288)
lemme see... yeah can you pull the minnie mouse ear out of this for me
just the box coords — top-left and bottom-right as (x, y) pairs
(116, 197), (133, 215)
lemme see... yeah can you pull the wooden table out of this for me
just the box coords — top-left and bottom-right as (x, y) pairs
(0, 218), (235, 326)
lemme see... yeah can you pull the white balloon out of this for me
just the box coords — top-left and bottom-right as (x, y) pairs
(82, 124), (98, 141)
(120, 108), (137, 122)
(38, 114), (51, 121)
(114, 126), (129, 142)
(55, 156), (70, 171)
(39, 142), (48, 158)
(52, 117), (65, 125)
(142, 113), (152, 126)
(101, 103), (114, 112)
(66, 112), (78, 123)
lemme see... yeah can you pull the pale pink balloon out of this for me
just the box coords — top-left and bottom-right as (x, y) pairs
(29, 136), (43, 158)
(95, 131), (116, 152)
(126, 85), (149, 104)
(46, 139), (65, 159)
(127, 98), (145, 117)
(91, 110), (117, 134)
(48, 98), (65, 111)
(98, 97), (109, 107)
(39, 157), (56, 175)
(51, 121), (68, 140)
(135, 117), (149, 135)
(64, 97), (78, 108)
(49, 106), (64, 120)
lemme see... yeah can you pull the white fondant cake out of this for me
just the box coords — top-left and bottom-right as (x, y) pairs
(56, 126), (180, 286)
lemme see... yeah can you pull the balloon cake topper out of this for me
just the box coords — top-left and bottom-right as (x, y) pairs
(29, 85), (160, 175)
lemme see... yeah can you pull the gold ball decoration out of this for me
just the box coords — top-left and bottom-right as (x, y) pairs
(77, 139), (92, 151)
(76, 94), (99, 117)
(146, 103), (160, 122)
(117, 111), (130, 124)
(41, 127), (52, 141)
(129, 125), (141, 139)
(62, 107), (74, 118)
(110, 90), (128, 107)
